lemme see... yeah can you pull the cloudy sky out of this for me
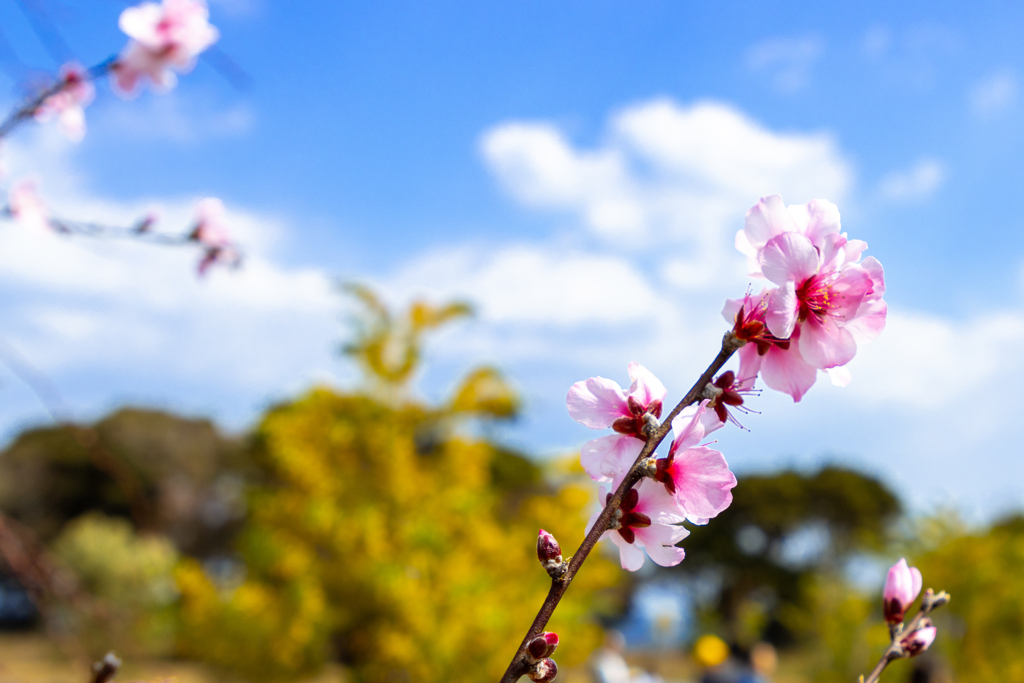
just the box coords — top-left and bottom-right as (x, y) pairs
(1, 0), (1023, 520)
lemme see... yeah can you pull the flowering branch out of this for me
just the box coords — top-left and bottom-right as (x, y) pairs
(859, 560), (950, 683)
(0, 58), (115, 141)
(498, 331), (744, 683)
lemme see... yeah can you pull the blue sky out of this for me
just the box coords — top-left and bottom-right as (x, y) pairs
(2, 1), (1024, 521)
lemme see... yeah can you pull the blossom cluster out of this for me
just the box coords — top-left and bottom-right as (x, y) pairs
(557, 195), (886, 573)
(1, 0), (239, 276)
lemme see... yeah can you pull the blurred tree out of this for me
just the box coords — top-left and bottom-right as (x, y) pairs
(676, 466), (902, 648)
(915, 513), (1024, 682)
(176, 289), (620, 682)
(0, 408), (252, 556)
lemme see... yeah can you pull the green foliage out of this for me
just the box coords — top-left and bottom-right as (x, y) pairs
(915, 514), (1024, 682)
(177, 292), (617, 682)
(680, 466), (901, 645)
(52, 513), (179, 657)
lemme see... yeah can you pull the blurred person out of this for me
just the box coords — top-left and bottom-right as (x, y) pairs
(737, 643), (777, 683)
(591, 630), (663, 683)
(693, 635), (741, 683)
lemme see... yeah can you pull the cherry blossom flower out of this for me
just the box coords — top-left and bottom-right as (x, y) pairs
(113, 0), (219, 96)
(6, 180), (51, 232)
(568, 363), (665, 483)
(724, 290), (818, 401)
(588, 480), (689, 571)
(34, 63), (95, 142)
(190, 198), (240, 275)
(647, 400), (736, 520)
(884, 558), (923, 624)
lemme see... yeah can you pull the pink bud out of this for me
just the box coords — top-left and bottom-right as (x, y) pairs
(527, 632), (559, 660)
(537, 529), (562, 563)
(901, 624), (937, 657)
(883, 558), (923, 624)
(528, 658), (557, 683)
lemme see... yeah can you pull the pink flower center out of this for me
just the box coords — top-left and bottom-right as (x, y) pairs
(796, 273), (839, 324)
(611, 395), (661, 439)
(607, 489), (651, 544)
(732, 302), (791, 357)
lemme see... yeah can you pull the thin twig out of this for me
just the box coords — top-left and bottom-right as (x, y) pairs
(499, 331), (744, 683)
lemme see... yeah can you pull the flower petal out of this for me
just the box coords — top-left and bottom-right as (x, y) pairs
(760, 341), (818, 402)
(634, 523), (688, 568)
(765, 281), (799, 339)
(589, 435), (644, 487)
(799, 316), (858, 369)
(760, 233), (820, 286)
(826, 365), (852, 387)
(744, 194), (795, 250)
(567, 376), (628, 428)
(610, 531), (646, 571)
(627, 362), (667, 408)
(665, 446), (737, 519)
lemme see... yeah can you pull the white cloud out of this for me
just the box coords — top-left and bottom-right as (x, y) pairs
(744, 36), (824, 93)
(969, 69), (1017, 117)
(481, 99), (850, 263)
(877, 158), (945, 202)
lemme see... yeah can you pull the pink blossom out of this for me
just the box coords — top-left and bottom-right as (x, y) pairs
(191, 198), (239, 275)
(723, 290), (818, 401)
(7, 180), (50, 232)
(760, 230), (886, 370)
(884, 558), (923, 624)
(588, 480), (689, 571)
(736, 195), (843, 278)
(901, 621), (937, 657)
(569, 363), (665, 483)
(648, 400), (737, 520)
(34, 63), (95, 142)
(113, 0), (219, 96)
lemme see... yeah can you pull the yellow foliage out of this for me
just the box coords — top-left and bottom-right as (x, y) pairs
(177, 387), (617, 682)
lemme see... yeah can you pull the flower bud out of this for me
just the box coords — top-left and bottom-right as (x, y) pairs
(883, 558), (922, 624)
(537, 529), (561, 564)
(901, 622), (937, 657)
(527, 632), (559, 661)
(528, 658), (558, 683)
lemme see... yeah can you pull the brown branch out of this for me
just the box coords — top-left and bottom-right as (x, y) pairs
(499, 331), (744, 683)
(860, 588), (950, 683)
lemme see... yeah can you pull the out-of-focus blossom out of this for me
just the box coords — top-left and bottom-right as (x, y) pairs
(724, 291), (818, 401)
(588, 480), (688, 571)
(34, 63), (95, 142)
(113, 0), (219, 96)
(648, 400), (736, 520)
(884, 558), (923, 624)
(6, 180), (50, 231)
(901, 622), (937, 657)
(190, 198), (239, 275)
(569, 363), (665, 483)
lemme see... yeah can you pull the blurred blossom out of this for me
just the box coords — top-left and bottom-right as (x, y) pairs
(114, 0), (219, 96)
(34, 63), (95, 142)
(191, 198), (240, 275)
(7, 180), (50, 232)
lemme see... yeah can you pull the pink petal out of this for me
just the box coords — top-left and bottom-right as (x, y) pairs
(609, 532), (646, 571)
(760, 340), (818, 402)
(760, 233), (820, 287)
(734, 230), (763, 277)
(627, 362), (667, 408)
(910, 566), (923, 603)
(744, 194), (795, 250)
(799, 316), (858, 369)
(634, 523), (688, 568)
(587, 435), (644, 487)
(665, 446), (737, 519)
(826, 366), (852, 387)
(765, 281), (799, 339)
(827, 265), (874, 321)
(633, 479), (687, 524)
(736, 343), (765, 388)
(861, 256), (886, 297)
(567, 377), (628, 428)
(846, 299), (887, 345)
(668, 399), (708, 453)
(799, 198), (842, 247)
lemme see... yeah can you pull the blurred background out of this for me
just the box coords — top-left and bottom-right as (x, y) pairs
(2, 1), (1024, 681)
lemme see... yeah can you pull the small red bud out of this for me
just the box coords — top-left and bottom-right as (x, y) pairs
(528, 658), (557, 683)
(537, 529), (561, 563)
(527, 632), (559, 660)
